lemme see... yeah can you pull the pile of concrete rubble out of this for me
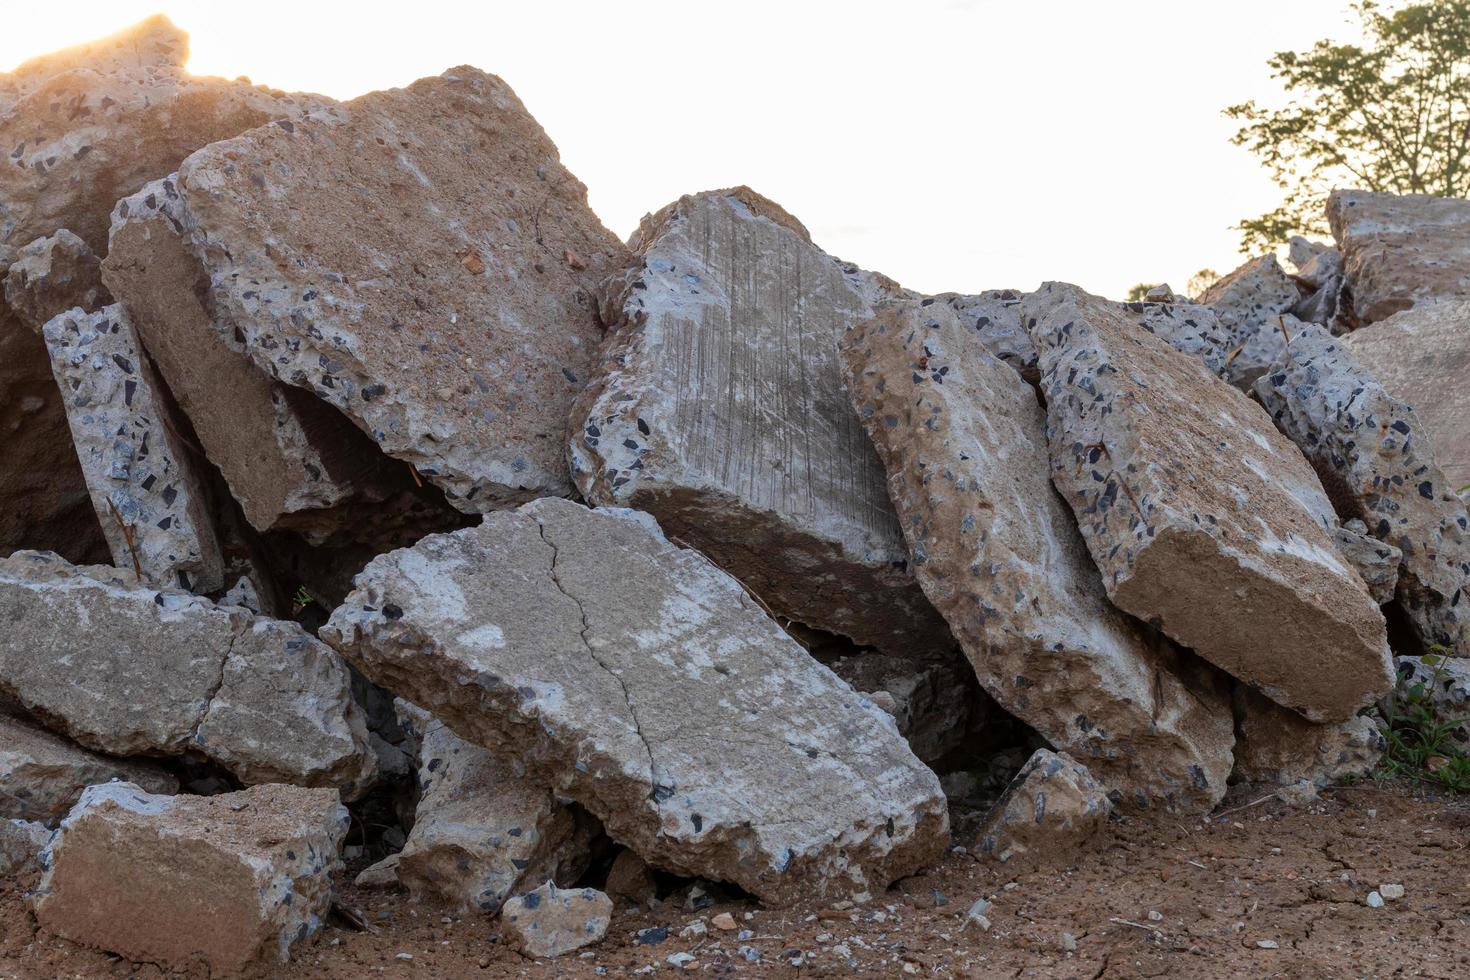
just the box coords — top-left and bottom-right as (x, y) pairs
(0, 17), (1467, 975)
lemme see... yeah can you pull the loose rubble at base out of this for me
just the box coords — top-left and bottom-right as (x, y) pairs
(0, 15), (1467, 974)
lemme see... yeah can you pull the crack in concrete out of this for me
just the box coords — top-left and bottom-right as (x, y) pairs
(534, 520), (659, 795)
(187, 624), (237, 744)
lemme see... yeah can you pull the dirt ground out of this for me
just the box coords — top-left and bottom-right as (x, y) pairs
(0, 782), (1465, 979)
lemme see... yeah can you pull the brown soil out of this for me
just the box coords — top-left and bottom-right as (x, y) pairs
(2, 783), (1467, 979)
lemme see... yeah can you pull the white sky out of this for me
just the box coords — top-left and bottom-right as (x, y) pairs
(1, 0), (1366, 299)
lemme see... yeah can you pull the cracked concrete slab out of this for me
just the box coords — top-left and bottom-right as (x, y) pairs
(324, 498), (948, 906)
(0, 551), (377, 797)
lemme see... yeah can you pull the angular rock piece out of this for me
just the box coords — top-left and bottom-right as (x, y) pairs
(0, 818), (51, 875)
(1120, 299), (1232, 377)
(1231, 686), (1383, 790)
(1025, 282), (1392, 722)
(174, 68), (626, 511)
(976, 750), (1112, 864)
(1343, 300), (1470, 492)
(394, 701), (591, 914)
(2, 230), (111, 333)
(604, 849), (658, 907)
(102, 177), (435, 540)
(1328, 190), (1470, 323)
(43, 305), (223, 591)
(0, 552), (376, 796)
(1197, 255), (1302, 388)
(840, 298), (1233, 810)
(324, 498), (948, 905)
(500, 881), (611, 958)
(829, 652), (980, 765)
(571, 188), (946, 653)
(934, 289), (1036, 378)
(1255, 323), (1470, 657)
(1331, 520), (1403, 606)
(33, 782), (348, 975)
(0, 712), (177, 825)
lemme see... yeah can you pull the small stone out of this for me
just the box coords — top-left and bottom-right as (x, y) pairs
(966, 898), (993, 932)
(1366, 891), (1385, 909)
(1147, 911), (1163, 922)
(499, 881), (611, 958)
(636, 927), (669, 946)
(1379, 883), (1405, 901)
(353, 854), (401, 890)
(711, 912), (737, 931)
(1256, 939), (1280, 949)
(666, 952), (695, 968)
(395, 953), (414, 961)
(1062, 933), (1078, 952)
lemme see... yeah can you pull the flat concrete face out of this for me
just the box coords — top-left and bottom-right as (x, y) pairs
(572, 187), (949, 654)
(841, 298), (1234, 813)
(1343, 300), (1470, 493)
(1025, 282), (1393, 723)
(324, 498), (949, 906)
(1256, 323), (1470, 658)
(1329, 190), (1470, 323)
(174, 68), (629, 512)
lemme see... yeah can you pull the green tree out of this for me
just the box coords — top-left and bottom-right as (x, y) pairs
(1226, 0), (1470, 253)
(1125, 283), (1159, 302)
(1186, 268), (1220, 298)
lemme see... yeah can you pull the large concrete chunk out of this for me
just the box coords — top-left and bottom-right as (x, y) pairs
(1197, 255), (1302, 388)
(0, 552), (377, 796)
(0, 16), (329, 565)
(571, 188), (946, 653)
(102, 177), (429, 540)
(394, 702), (591, 913)
(975, 750), (1112, 865)
(2, 230), (111, 333)
(934, 289), (1036, 378)
(174, 68), (627, 511)
(1328, 190), (1470, 323)
(840, 299), (1233, 811)
(1343, 300), (1470, 492)
(1025, 282), (1392, 722)
(33, 782), (348, 976)
(1231, 686), (1383, 791)
(1255, 323), (1470, 657)
(0, 712), (177, 825)
(43, 305), (224, 591)
(323, 498), (948, 905)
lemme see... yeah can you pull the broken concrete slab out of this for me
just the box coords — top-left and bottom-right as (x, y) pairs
(1328, 189), (1470, 323)
(323, 498), (948, 906)
(500, 881), (612, 958)
(828, 651), (981, 766)
(1343, 300), (1470, 493)
(976, 749), (1112, 865)
(1231, 686), (1384, 790)
(1331, 520), (1403, 607)
(1119, 299), (1232, 377)
(2, 230), (111, 333)
(393, 701), (592, 914)
(1389, 654), (1470, 748)
(0, 551), (377, 796)
(571, 187), (947, 653)
(0, 818), (51, 875)
(1255, 322), (1470, 658)
(173, 67), (627, 512)
(33, 782), (348, 976)
(0, 711), (177, 825)
(840, 298), (1233, 811)
(1025, 282), (1392, 722)
(102, 176), (441, 542)
(1197, 254), (1302, 388)
(42, 304), (224, 592)
(933, 289), (1036, 378)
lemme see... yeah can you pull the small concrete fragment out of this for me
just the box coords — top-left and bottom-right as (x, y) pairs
(841, 298), (1233, 811)
(1255, 323), (1470, 657)
(0, 552), (377, 796)
(0, 711), (177, 825)
(828, 651), (980, 765)
(0, 819), (51, 875)
(500, 881), (611, 959)
(1197, 254), (1302, 388)
(43, 304), (224, 591)
(1025, 282), (1392, 722)
(2, 231), (111, 333)
(33, 782), (348, 976)
(1328, 190), (1470, 323)
(1231, 686), (1384, 789)
(604, 849), (658, 907)
(324, 498), (948, 905)
(572, 187), (946, 653)
(1331, 520), (1403, 606)
(354, 853), (400, 890)
(394, 701), (591, 914)
(175, 67), (627, 511)
(1343, 300), (1470, 492)
(976, 749), (1112, 864)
